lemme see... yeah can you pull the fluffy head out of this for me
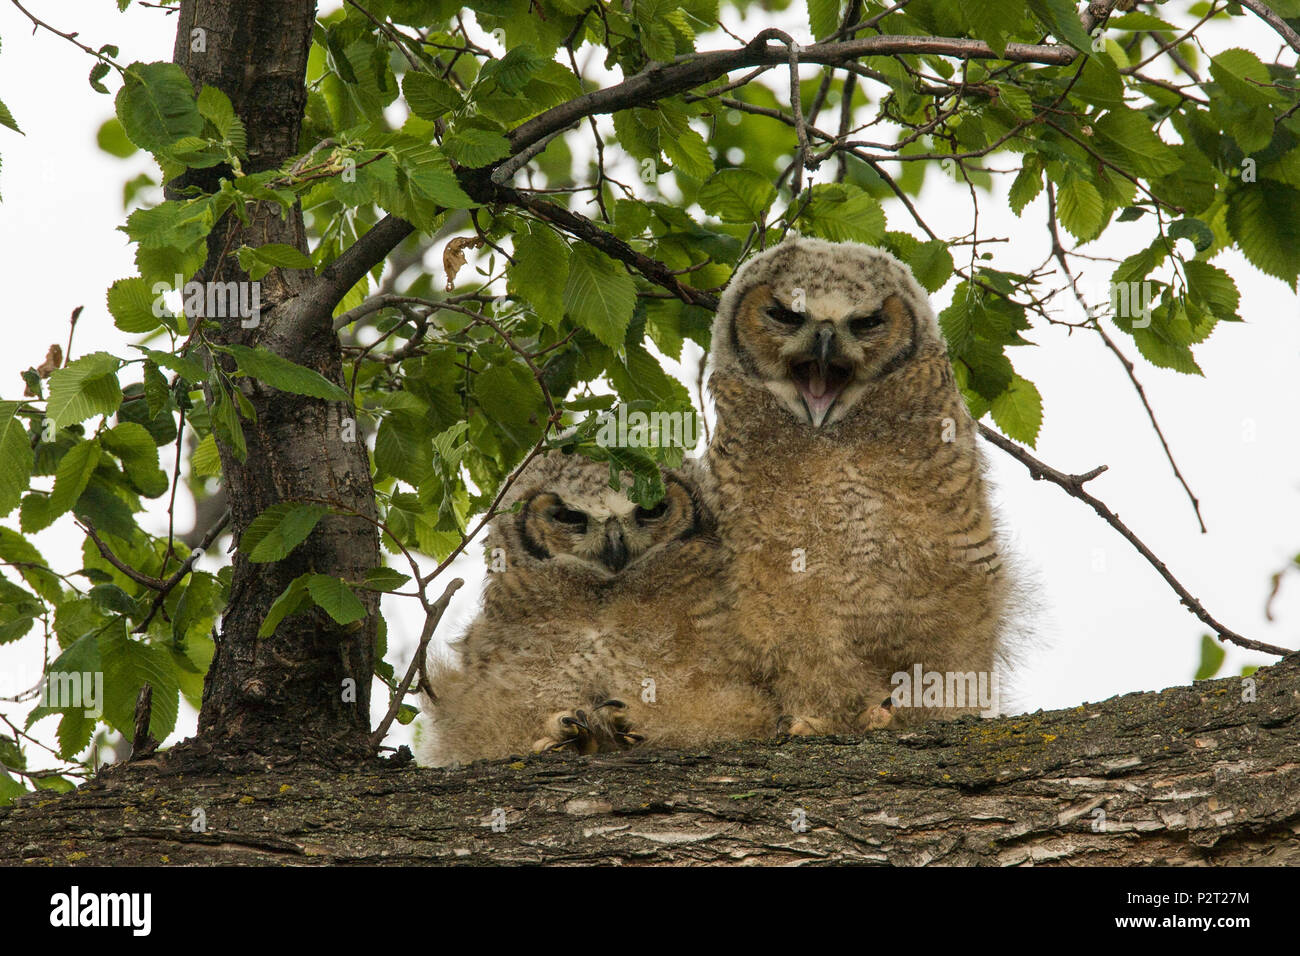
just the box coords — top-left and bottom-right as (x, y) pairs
(493, 452), (711, 580)
(710, 237), (941, 428)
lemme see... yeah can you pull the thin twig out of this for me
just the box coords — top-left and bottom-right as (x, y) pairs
(1045, 181), (1206, 533)
(369, 576), (464, 749)
(978, 423), (1288, 657)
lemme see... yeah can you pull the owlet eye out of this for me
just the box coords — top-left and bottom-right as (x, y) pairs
(552, 507), (588, 529)
(765, 305), (804, 327)
(849, 311), (887, 337)
(636, 500), (668, 522)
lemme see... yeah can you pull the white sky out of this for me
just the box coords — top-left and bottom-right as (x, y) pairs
(0, 2), (1296, 767)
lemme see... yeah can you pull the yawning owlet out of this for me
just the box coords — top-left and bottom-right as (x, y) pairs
(706, 237), (1014, 734)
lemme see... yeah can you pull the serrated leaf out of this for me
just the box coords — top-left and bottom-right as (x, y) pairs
(305, 574), (366, 625)
(114, 61), (203, 156)
(442, 128), (510, 167)
(403, 72), (462, 120)
(1056, 178), (1103, 241)
(0, 402), (33, 519)
(222, 345), (351, 402)
(101, 422), (167, 498)
(990, 375), (1043, 447)
(907, 240), (955, 293)
(235, 243), (313, 281)
(43, 439), (102, 528)
(359, 567), (412, 592)
(99, 625), (179, 741)
(132, 346), (207, 384)
(1226, 179), (1300, 289)
(1092, 109), (1181, 178)
(660, 125), (713, 180)
(241, 502), (329, 563)
(107, 277), (165, 334)
(1210, 48), (1283, 107)
(258, 574), (312, 637)
(1008, 158), (1044, 215)
(965, 0), (1022, 56)
(697, 168), (776, 223)
(799, 183), (886, 243)
(1026, 0), (1093, 53)
(192, 432), (222, 478)
(509, 223), (570, 326)
(46, 352), (122, 428)
(564, 245), (635, 347)
(808, 0), (842, 40)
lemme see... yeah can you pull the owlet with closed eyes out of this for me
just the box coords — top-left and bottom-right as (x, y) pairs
(415, 451), (777, 765)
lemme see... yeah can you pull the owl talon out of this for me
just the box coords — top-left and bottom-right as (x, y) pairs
(775, 714), (828, 736)
(533, 709), (600, 755)
(856, 697), (894, 731)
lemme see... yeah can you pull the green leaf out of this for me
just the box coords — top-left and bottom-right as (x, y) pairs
(509, 223), (570, 325)
(192, 432), (222, 478)
(132, 346), (207, 384)
(799, 183), (886, 243)
(480, 46), (545, 94)
(564, 245), (636, 348)
(697, 168), (776, 223)
(964, 0), (1023, 56)
(1026, 0), (1093, 53)
(96, 117), (138, 158)
(0, 402), (33, 519)
(114, 61), (204, 156)
(359, 567), (412, 592)
(99, 625), (180, 741)
(46, 352), (123, 428)
(235, 243), (313, 281)
(1194, 633), (1226, 680)
(1056, 178), (1103, 241)
(1225, 180), (1300, 289)
(441, 128), (511, 168)
(0, 95), (21, 135)
(1183, 261), (1240, 321)
(241, 502), (329, 563)
(1008, 158), (1043, 215)
(305, 574), (366, 625)
(101, 422), (168, 498)
(808, 0), (842, 41)
(222, 345), (351, 402)
(43, 439), (102, 528)
(990, 375), (1043, 447)
(1092, 109), (1181, 178)
(907, 240), (955, 293)
(106, 277), (165, 334)
(258, 574), (313, 637)
(403, 72), (462, 120)
(1210, 48), (1283, 107)
(660, 125), (713, 180)
(1168, 217), (1214, 253)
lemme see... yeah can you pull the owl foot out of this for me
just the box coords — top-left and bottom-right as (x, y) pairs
(856, 697), (894, 731)
(592, 699), (645, 749)
(533, 709), (600, 755)
(775, 714), (830, 736)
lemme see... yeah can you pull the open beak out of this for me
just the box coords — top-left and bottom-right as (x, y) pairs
(790, 324), (852, 427)
(601, 522), (628, 572)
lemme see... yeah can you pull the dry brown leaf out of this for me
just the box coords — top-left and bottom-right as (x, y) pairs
(443, 236), (484, 292)
(36, 343), (63, 378)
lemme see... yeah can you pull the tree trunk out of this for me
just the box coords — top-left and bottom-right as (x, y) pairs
(3, 655), (1296, 865)
(170, 1), (380, 761)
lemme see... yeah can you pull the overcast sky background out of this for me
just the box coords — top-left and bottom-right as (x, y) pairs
(1, 2), (1296, 765)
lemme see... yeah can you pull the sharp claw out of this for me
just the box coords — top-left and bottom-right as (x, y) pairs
(594, 699), (626, 711)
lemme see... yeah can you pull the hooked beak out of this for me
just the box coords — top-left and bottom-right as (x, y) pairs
(601, 521), (628, 572)
(790, 323), (853, 428)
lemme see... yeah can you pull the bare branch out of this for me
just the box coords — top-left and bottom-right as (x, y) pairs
(978, 423), (1289, 658)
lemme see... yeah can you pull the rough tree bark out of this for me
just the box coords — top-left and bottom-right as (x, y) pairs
(3, 654), (1296, 865)
(171, 0), (381, 760)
